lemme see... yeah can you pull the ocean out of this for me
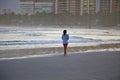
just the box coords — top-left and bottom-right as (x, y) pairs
(0, 26), (120, 50)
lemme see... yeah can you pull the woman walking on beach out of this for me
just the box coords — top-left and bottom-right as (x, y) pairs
(62, 30), (69, 56)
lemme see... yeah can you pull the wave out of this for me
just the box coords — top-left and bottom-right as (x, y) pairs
(0, 40), (61, 46)
(0, 39), (119, 46)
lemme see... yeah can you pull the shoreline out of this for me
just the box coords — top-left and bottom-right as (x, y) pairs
(0, 43), (120, 59)
(0, 25), (120, 30)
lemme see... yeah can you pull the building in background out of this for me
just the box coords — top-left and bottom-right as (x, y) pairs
(99, 0), (120, 15)
(20, 0), (56, 15)
(20, 0), (119, 16)
(20, 0), (35, 15)
(63, 0), (96, 15)
(57, 0), (67, 13)
(111, 0), (120, 24)
(111, 0), (120, 13)
(20, 0), (96, 15)
(83, 0), (96, 15)
(96, 0), (100, 13)
(68, 0), (81, 15)
(100, 0), (111, 15)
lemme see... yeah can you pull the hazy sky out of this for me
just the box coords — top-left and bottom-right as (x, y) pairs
(0, 0), (20, 13)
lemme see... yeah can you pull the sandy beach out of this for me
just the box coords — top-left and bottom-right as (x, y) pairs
(0, 43), (120, 59)
(0, 51), (120, 80)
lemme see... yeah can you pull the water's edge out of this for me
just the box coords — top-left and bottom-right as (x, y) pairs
(0, 43), (120, 60)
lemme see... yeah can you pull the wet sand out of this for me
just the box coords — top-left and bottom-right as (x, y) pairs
(0, 51), (120, 80)
(0, 43), (120, 59)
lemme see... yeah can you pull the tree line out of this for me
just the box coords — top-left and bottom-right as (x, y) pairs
(0, 12), (119, 27)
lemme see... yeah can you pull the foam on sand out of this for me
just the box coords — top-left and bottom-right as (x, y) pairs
(0, 43), (120, 60)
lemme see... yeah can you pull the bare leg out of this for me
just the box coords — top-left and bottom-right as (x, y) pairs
(64, 44), (68, 56)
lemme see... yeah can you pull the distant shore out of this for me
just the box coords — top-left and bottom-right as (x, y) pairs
(0, 25), (120, 30)
(0, 43), (120, 59)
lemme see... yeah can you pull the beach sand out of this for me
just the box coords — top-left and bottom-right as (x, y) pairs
(0, 43), (120, 59)
(0, 51), (120, 80)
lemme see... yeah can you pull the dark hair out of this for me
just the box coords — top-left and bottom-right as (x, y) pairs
(63, 30), (67, 35)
